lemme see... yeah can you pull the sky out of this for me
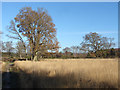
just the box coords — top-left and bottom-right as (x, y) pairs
(2, 2), (118, 51)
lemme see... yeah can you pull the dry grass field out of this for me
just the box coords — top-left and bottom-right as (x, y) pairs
(1, 62), (6, 72)
(14, 58), (118, 88)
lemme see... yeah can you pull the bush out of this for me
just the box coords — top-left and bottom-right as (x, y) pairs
(86, 52), (96, 58)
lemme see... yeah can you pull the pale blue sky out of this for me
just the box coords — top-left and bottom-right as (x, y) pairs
(2, 2), (118, 51)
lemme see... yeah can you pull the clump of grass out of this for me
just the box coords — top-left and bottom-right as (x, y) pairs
(14, 58), (118, 88)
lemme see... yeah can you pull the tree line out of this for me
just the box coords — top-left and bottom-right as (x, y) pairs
(1, 7), (120, 61)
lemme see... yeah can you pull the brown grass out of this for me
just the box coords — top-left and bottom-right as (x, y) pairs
(1, 62), (6, 72)
(14, 58), (118, 88)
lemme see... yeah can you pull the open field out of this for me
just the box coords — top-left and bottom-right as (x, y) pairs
(14, 58), (118, 88)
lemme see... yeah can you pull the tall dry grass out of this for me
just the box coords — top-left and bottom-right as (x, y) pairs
(14, 58), (118, 88)
(1, 62), (6, 72)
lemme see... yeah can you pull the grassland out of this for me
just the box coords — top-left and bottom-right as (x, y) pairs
(1, 61), (6, 72)
(14, 58), (118, 88)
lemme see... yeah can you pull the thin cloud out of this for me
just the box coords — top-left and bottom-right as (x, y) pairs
(96, 32), (118, 34)
(59, 31), (118, 35)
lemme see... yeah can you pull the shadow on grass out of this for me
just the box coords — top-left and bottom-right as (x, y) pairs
(1, 64), (118, 89)
(15, 69), (118, 89)
(2, 71), (20, 88)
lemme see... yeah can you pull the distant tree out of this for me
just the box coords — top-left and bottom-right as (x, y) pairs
(71, 46), (76, 57)
(62, 47), (71, 58)
(26, 45), (31, 59)
(7, 20), (28, 60)
(110, 48), (115, 58)
(80, 32), (115, 57)
(8, 7), (59, 61)
(4, 41), (14, 57)
(101, 37), (115, 50)
(71, 46), (80, 58)
(16, 41), (26, 59)
(1, 42), (5, 52)
(63, 47), (71, 53)
(118, 48), (120, 58)
(80, 42), (89, 53)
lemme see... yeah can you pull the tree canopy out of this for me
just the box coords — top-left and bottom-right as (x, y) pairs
(8, 7), (59, 61)
(80, 32), (115, 57)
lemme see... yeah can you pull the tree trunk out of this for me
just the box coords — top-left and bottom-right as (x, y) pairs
(25, 49), (28, 61)
(20, 54), (22, 59)
(33, 52), (38, 61)
(32, 54), (34, 61)
(33, 55), (38, 61)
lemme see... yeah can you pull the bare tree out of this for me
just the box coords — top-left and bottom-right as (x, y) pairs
(7, 20), (28, 60)
(62, 47), (71, 58)
(63, 47), (71, 53)
(71, 46), (81, 57)
(71, 46), (76, 57)
(8, 7), (59, 61)
(101, 37), (115, 50)
(1, 42), (6, 52)
(16, 41), (26, 59)
(4, 41), (14, 57)
(80, 42), (90, 53)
